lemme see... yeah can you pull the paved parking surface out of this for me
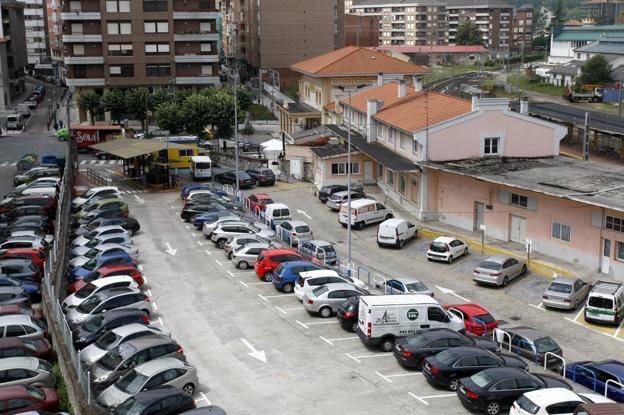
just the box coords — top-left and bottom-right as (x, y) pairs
(126, 184), (622, 414)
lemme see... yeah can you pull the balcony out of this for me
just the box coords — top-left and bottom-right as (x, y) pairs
(62, 34), (102, 42)
(173, 12), (218, 19)
(60, 11), (101, 20)
(65, 78), (105, 87)
(174, 54), (218, 63)
(64, 56), (105, 64)
(174, 33), (218, 41)
(175, 76), (219, 85)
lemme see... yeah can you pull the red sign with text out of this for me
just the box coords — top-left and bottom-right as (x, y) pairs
(72, 128), (100, 149)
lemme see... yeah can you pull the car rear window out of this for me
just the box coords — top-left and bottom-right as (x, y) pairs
(516, 396), (539, 414)
(433, 349), (457, 366)
(429, 242), (448, 253)
(534, 337), (559, 353)
(295, 226), (310, 233)
(478, 261), (502, 270)
(318, 245), (335, 253)
(470, 371), (493, 388)
(588, 296), (614, 309)
(257, 253), (265, 262)
(472, 314), (496, 324)
(312, 285), (329, 296)
(405, 282), (428, 292)
(548, 282), (573, 294)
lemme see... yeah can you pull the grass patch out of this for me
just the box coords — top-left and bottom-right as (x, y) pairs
(248, 104), (276, 121)
(507, 74), (565, 97)
(53, 363), (72, 413)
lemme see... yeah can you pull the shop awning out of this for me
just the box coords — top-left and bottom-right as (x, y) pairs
(91, 139), (193, 159)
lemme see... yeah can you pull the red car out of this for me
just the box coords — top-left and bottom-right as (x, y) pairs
(246, 193), (274, 214)
(0, 196), (57, 215)
(443, 303), (498, 336)
(0, 337), (54, 361)
(0, 385), (59, 414)
(0, 304), (44, 321)
(0, 248), (45, 273)
(67, 264), (144, 293)
(254, 248), (304, 281)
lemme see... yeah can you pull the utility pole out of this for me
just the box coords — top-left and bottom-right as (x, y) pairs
(619, 79), (622, 118)
(516, 42), (524, 103)
(583, 111), (590, 160)
(234, 28), (240, 200)
(346, 89), (352, 276)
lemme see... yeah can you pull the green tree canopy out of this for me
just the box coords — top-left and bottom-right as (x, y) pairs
(125, 87), (149, 132)
(579, 55), (612, 84)
(181, 94), (213, 140)
(205, 88), (237, 139)
(456, 21), (483, 45)
(155, 102), (185, 135)
(101, 89), (127, 124)
(77, 91), (101, 125)
(550, 0), (565, 29)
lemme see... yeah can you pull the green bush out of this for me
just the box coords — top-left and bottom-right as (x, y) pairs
(53, 363), (72, 413)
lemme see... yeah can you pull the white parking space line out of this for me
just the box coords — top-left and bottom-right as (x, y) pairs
(145, 289), (152, 296)
(275, 306), (304, 314)
(192, 233), (200, 238)
(184, 225), (190, 229)
(258, 293), (268, 302)
(197, 240), (204, 246)
(319, 335), (358, 345)
(295, 320), (337, 329)
(152, 302), (158, 311)
(214, 259), (224, 266)
(529, 303), (545, 311)
(375, 372), (422, 383)
(138, 264), (143, 271)
(195, 392), (212, 406)
(408, 392), (456, 405)
(613, 318), (624, 338)
(170, 206), (176, 209)
(239, 281), (249, 288)
(565, 306), (585, 324)
(345, 352), (392, 364)
(204, 249), (212, 256)
(143, 276), (148, 284)
(157, 317), (164, 326)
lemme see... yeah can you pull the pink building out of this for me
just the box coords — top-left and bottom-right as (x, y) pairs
(323, 81), (624, 280)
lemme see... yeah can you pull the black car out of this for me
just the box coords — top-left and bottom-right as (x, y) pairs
(180, 203), (227, 221)
(393, 328), (500, 369)
(337, 297), (359, 333)
(114, 386), (196, 415)
(457, 367), (572, 415)
(72, 308), (149, 349)
(246, 168), (275, 186)
(3, 206), (47, 222)
(181, 407), (227, 415)
(213, 171), (255, 189)
(317, 185), (347, 203)
(422, 346), (528, 391)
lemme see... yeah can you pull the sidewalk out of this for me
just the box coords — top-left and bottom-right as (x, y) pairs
(363, 185), (600, 282)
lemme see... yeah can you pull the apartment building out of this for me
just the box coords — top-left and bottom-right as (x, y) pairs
(0, 0), (27, 101)
(18, 0), (48, 65)
(45, 0), (63, 74)
(581, 0), (622, 24)
(62, 0), (220, 95)
(344, 13), (380, 47)
(446, 0), (513, 52)
(513, 4), (533, 49)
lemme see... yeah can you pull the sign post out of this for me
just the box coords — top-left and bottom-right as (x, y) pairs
(525, 239), (532, 270)
(480, 224), (486, 254)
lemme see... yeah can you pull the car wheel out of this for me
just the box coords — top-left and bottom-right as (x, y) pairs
(237, 261), (249, 270)
(463, 247), (468, 256)
(357, 221), (366, 230)
(448, 378), (460, 391)
(380, 337), (395, 352)
(447, 255), (454, 264)
(217, 239), (227, 249)
(351, 321), (358, 333)
(398, 239), (404, 249)
(320, 306), (332, 318)
(502, 277), (509, 287)
(521, 265), (527, 275)
(182, 383), (195, 395)
(227, 252), (233, 260)
(264, 273), (273, 282)
(485, 401), (501, 415)
(385, 214), (393, 220)
(283, 283), (294, 293)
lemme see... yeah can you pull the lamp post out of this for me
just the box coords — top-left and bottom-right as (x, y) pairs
(233, 28), (240, 199)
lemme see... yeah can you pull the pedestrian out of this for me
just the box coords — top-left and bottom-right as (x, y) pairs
(53, 121), (58, 131)
(59, 120), (64, 129)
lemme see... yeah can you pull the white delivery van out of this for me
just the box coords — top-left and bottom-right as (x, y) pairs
(339, 199), (392, 230)
(357, 294), (464, 351)
(584, 281), (624, 325)
(263, 203), (292, 230)
(377, 218), (417, 248)
(190, 156), (212, 180)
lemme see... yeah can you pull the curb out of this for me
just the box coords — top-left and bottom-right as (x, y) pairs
(560, 151), (583, 160)
(418, 227), (574, 277)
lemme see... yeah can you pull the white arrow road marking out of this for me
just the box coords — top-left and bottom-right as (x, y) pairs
(134, 194), (144, 204)
(434, 285), (471, 302)
(296, 209), (312, 220)
(165, 243), (177, 256)
(240, 338), (267, 363)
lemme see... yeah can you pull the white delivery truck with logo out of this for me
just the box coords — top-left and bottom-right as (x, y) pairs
(357, 294), (464, 351)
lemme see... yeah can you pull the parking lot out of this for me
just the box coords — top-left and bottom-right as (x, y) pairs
(127, 181), (623, 414)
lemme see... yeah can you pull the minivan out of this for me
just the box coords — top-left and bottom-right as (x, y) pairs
(262, 203), (292, 230)
(339, 199), (392, 230)
(585, 281), (624, 325)
(377, 218), (417, 248)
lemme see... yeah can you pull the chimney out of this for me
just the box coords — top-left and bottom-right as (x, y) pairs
(397, 80), (406, 97)
(471, 94), (478, 111)
(413, 76), (423, 92)
(366, 99), (383, 143)
(520, 97), (529, 115)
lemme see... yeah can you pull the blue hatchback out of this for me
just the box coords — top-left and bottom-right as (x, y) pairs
(271, 261), (322, 293)
(0, 275), (40, 299)
(565, 360), (624, 402)
(181, 184), (228, 199)
(191, 210), (239, 229)
(68, 252), (135, 282)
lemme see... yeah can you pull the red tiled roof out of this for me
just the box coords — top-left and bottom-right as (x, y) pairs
(375, 45), (488, 54)
(338, 82), (417, 114)
(291, 46), (430, 77)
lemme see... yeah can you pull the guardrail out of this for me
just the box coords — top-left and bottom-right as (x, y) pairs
(86, 167), (112, 187)
(605, 379), (624, 398)
(573, 365), (598, 392)
(493, 328), (512, 352)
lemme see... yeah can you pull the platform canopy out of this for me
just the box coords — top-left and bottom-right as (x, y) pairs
(91, 139), (193, 159)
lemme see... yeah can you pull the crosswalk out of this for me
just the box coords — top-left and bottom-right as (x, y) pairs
(119, 189), (147, 194)
(79, 159), (124, 165)
(0, 162), (18, 167)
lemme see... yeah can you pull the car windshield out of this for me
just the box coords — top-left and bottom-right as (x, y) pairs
(548, 282), (572, 294)
(516, 396), (539, 414)
(82, 314), (105, 333)
(478, 261), (502, 270)
(115, 369), (149, 394)
(95, 331), (120, 350)
(319, 245), (335, 253)
(76, 294), (103, 313)
(75, 284), (97, 300)
(405, 336), (428, 347)
(84, 248), (100, 258)
(86, 238), (101, 248)
(86, 230), (98, 239)
(470, 371), (494, 388)
(100, 345), (131, 370)
(405, 282), (428, 292)
(534, 337), (559, 353)
(82, 258), (98, 271)
(113, 396), (147, 415)
(295, 226), (310, 233)
(588, 296), (614, 309)
(26, 385), (45, 400)
(260, 199), (273, 205)
(473, 314), (496, 324)
(430, 242), (448, 253)
(434, 350), (457, 366)
(312, 285), (329, 296)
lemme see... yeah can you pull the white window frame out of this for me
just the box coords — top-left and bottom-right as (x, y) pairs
(200, 43), (211, 52)
(509, 193), (528, 209)
(106, 0), (130, 12)
(480, 131), (505, 156)
(331, 162), (360, 176)
(144, 21), (168, 33)
(70, 23), (83, 34)
(389, 128), (395, 144)
(400, 132), (406, 149)
(551, 221), (571, 242)
(616, 241), (624, 261)
(72, 44), (85, 56)
(109, 65), (122, 75)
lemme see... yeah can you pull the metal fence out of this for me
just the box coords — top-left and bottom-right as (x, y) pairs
(85, 167), (112, 187)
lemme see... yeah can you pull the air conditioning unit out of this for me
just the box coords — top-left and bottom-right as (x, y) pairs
(328, 137), (340, 146)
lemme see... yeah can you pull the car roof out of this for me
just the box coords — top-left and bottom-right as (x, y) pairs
(0, 356), (39, 370)
(0, 385), (33, 399)
(322, 283), (358, 291)
(549, 276), (577, 285)
(100, 308), (143, 318)
(284, 220), (307, 226)
(132, 386), (182, 402)
(480, 367), (525, 380)
(0, 337), (26, 347)
(442, 346), (491, 358)
(134, 357), (186, 376)
(420, 328), (464, 340)
(444, 303), (490, 317)
(347, 198), (377, 208)
(99, 265), (138, 275)
(380, 218), (408, 226)
(95, 287), (137, 300)
(482, 255), (512, 263)
(0, 258), (32, 265)
(263, 248), (297, 255)
(432, 236), (455, 244)
(306, 240), (331, 246)
(300, 269), (339, 279)
(111, 323), (159, 337)
(507, 326), (545, 340)
(391, 277), (424, 285)
(89, 225), (125, 232)
(332, 190), (362, 196)
(281, 260), (315, 268)
(243, 243), (269, 249)
(123, 334), (174, 349)
(591, 360), (624, 374)
(361, 294), (438, 306)
(265, 203), (288, 209)
(252, 193), (271, 199)
(522, 388), (582, 406)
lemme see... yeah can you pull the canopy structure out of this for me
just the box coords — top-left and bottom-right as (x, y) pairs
(260, 139), (284, 152)
(91, 139), (194, 159)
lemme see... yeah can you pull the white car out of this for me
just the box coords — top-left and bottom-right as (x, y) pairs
(426, 236), (468, 263)
(70, 234), (133, 257)
(72, 225), (128, 247)
(202, 215), (241, 237)
(211, 222), (275, 248)
(62, 276), (139, 311)
(293, 269), (366, 301)
(72, 186), (121, 210)
(14, 177), (60, 193)
(65, 288), (150, 328)
(69, 243), (139, 269)
(511, 388), (585, 415)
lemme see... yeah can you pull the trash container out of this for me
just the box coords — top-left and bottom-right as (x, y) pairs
(41, 155), (57, 165)
(16, 153), (38, 173)
(55, 156), (66, 173)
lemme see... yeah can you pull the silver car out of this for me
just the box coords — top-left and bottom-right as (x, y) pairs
(232, 243), (270, 270)
(71, 234), (133, 257)
(211, 222), (275, 248)
(276, 220), (313, 247)
(326, 190), (367, 211)
(97, 358), (198, 409)
(72, 225), (128, 247)
(69, 243), (139, 269)
(0, 357), (54, 388)
(201, 215), (241, 237)
(375, 277), (433, 297)
(65, 288), (150, 329)
(80, 324), (171, 367)
(542, 276), (590, 310)
(302, 283), (368, 318)
(224, 235), (271, 259)
(473, 255), (527, 286)
(0, 315), (46, 340)
(63, 276), (139, 311)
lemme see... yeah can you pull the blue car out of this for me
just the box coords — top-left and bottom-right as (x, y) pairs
(191, 210), (240, 229)
(0, 275), (40, 300)
(181, 184), (227, 199)
(68, 252), (135, 282)
(271, 261), (322, 293)
(565, 360), (624, 402)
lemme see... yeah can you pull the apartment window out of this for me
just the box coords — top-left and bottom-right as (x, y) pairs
(72, 44), (85, 56)
(201, 65), (212, 75)
(606, 215), (624, 233)
(107, 22), (132, 35)
(399, 133), (406, 149)
(377, 124), (384, 141)
(387, 169), (394, 187)
(145, 43), (170, 54)
(146, 64), (171, 77)
(617, 241), (624, 261)
(105, 0), (130, 12)
(108, 43), (133, 56)
(551, 222), (571, 242)
(179, 149), (193, 157)
(389, 128), (395, 144)
(109, 64), (134, 77)
(331, 162), (360, 175)
(73, 65), (87, 78)
(200, 43), (212, 52)
(377, 163), (384, 178)
(144, 21), (169, 33)
(509, 193), (528, 209)
(399, 173), (406, 194)
(483, 136), (500, 155)
(200, 22), (212, 32)
(413, 141), (422, 158)
(143, 0), (167, 11)
(70, 23), (83, 34)
(69, 0), (81, 11)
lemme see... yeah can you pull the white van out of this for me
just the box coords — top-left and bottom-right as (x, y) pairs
(263, 203), (292, 230)
(584, 281), (624, 325)
(20, 187), (57, 198)
(377, 218), (417, 248)
(357, 294), (464, 351)
(339, 199), (392, 230)
(190, 156), (212, 180)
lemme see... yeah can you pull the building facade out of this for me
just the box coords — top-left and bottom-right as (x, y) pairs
(581, 0), (622, 24)
(446, 1), (513, 52)
(512, 4), (533, 49)
(18, 0), (48, 65)
(0, 0), (27, 101)
(344, 13), (380, 47)
(549, 24), (624, 63)
(45, 0), (63, 75)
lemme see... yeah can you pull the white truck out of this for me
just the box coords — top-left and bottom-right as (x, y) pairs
(6, 114), (24, 131)
(356, 294), (464, 351)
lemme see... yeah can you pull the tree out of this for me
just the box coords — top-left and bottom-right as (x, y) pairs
(155, 102), (185, 134)
(234, 86), (253, 112)
(532, 8), (548, 36)
(455, 22), (483, 45)
(77, 91), (101, 125)
(181, 94), (213, 140)
(205, 89), (237, 138)
(149, 89), (170, 112)
(101, 89), (127, 124)
(550, 0), (565, 30)
(125, 87), (149, 132)
(579, 55), (612, 85)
